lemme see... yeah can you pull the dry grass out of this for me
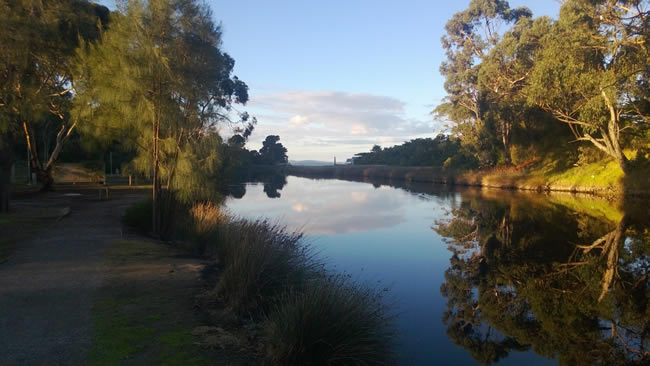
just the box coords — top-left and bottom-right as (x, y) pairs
(189, 202), (227, 238)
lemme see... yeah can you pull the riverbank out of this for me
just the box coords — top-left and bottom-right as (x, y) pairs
(285, 160), (650, 197)
(119, 199), (397, 365)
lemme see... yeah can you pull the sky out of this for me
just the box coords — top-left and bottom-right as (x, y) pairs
(97, 0), (561, 161)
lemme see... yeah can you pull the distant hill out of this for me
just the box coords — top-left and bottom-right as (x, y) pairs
(289, 160), (332, 166)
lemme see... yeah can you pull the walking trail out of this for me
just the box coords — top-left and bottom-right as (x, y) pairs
(0, 190), (143, 365)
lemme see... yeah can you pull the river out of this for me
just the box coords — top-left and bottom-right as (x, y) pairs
(224, 175), (649, 365)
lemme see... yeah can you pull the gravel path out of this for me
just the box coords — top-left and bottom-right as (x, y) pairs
(0, 191), (144, 365)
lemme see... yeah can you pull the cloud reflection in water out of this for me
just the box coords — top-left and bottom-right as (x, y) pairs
(225, 177), (408, 236)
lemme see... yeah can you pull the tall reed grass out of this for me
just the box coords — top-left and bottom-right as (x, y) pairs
(210, 218), (321, 315)
(263, 275), (395, 365)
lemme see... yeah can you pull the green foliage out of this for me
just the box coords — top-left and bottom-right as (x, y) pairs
(436, 0), (533, 165)
(75, 0), (251, 233)
(259, 135), (288, 165)
(435, 0), (649, 176)
(354, 135), (464, 167)
(0, 0), (110, 189)
(263, 275), (395, 365)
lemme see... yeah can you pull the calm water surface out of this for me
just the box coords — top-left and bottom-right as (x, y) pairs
(225, 175), (649, 365)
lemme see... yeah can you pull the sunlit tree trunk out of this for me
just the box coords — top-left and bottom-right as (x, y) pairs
(22, 120), (77, 191)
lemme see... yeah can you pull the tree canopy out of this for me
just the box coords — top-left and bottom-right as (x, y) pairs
(74, 0), (249, 234)
(435, 0), (650, 174)
(0, 0), (109, 200)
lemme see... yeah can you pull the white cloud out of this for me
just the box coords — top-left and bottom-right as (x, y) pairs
(349, 124), (369, 135)
(289, 115), (309, 125)
(238, 90), (442, 160)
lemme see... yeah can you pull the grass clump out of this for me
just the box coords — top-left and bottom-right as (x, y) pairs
(263, 275), (395, 365)
(210, 218), (320, 315)
(186, 202), (227, 253)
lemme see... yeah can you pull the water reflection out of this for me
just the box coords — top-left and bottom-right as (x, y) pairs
(225, 175), (649, 364)
(262, 173), (287, 198)
(434, 195), (650, 365)
(226, 171), (287, 199)
(226, 178), (409, 235)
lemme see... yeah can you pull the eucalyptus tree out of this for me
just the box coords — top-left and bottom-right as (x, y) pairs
(435, 0), (531, 165)
(526, 0), (650, 174)
(75, 0), (248, 235)
(0, 0), (108, 209)
(477, 16), (553, 164)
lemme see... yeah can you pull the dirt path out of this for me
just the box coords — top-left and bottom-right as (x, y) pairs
(0, 190), (144, 365)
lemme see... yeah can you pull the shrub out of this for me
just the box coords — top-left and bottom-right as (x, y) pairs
(443, 152), (479, 171)
(263, 275), (395, 365)
(211, 218), (320, 315)
(122, 198), (152, 232)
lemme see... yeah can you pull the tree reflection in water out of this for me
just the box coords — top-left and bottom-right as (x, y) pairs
(262, 173), (287, 198)
(433, 195), (650, 365)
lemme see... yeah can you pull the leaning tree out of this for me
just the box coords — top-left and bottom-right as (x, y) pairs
(525, 0), (650, 174)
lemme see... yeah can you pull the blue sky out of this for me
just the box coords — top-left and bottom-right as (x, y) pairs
(97, 0), (560, 161)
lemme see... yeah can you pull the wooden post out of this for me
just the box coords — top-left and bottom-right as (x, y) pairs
(129, 175), (132, 186)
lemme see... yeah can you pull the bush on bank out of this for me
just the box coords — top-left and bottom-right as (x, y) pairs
(263, 275), (395, 365)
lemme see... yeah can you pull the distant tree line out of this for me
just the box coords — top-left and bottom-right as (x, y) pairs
(353, 135), (477, 169)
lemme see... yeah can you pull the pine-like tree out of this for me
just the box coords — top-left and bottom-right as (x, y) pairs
(75, 0), (248, 235)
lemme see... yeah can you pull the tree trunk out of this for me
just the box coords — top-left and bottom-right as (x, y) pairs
(0, 134), (14, 213)
(152, 105), (161, 235)
(602, 90), (629, 174)
(501, 121), (512, 165)
(23, 121), (77, 192)
(37, 166), (54, 192)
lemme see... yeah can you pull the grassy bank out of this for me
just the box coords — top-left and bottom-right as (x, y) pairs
(286, 158), (650, 197)
(121, 200), (396, 365)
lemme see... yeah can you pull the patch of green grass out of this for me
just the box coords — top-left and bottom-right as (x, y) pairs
(158, 330), (206, 366)
(88, 312), (154, 365)
(544, 159), (623, 188)
(89, 239), (212, 365)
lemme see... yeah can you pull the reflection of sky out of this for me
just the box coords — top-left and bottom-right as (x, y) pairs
(225, 176), (555, 365)
(225, 177), (409, 235)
